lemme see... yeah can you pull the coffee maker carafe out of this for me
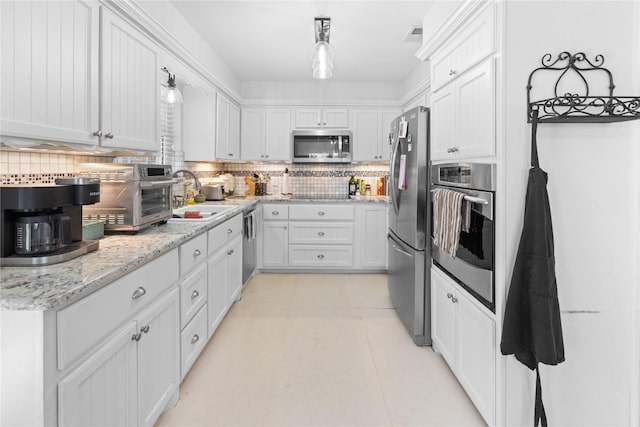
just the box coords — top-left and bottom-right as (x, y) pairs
(1, 178), (100, 266)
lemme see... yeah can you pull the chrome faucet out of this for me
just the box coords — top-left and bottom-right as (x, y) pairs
(173, 169), (201, 206)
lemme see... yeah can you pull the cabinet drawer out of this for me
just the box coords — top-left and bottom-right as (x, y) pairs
(262, 204), (288, 220)
(289, 204), (354, 221)
(179, 263), (207, 330)
(180, 304), (208, 379)
(180, 233), (207, 274)
(289, 222), (354, 245)
(57, 249), (179, 371)
(208, 214), (242, 254)
(289, 245), (353, 267)
(431, 4), (496, 92)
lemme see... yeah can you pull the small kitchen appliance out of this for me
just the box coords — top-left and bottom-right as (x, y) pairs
(292, 130), (351, 163)
(201, 184), (225, 201)
(1, 178), (101, 266)
(77, 163), (177, 231)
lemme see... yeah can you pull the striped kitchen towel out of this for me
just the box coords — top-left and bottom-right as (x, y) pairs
(433, 188), (467, 258)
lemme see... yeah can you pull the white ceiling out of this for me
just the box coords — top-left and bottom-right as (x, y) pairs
(169, 1), (435, 83)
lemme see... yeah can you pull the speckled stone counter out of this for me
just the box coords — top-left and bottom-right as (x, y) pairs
(0, 196), (388, 311)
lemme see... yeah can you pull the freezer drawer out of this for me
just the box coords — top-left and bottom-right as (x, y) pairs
(387, 232), (430, 345)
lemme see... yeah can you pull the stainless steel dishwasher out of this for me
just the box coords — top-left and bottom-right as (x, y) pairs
(242, 207), (257, 284)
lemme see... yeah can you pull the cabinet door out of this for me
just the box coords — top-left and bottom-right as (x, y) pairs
(101, 8), (159, 151)
(379, 110), (400, 161)
(322, 108), (349, 128)
(456, 291), (495, 426)
(183, 86), (216, 161)
(136, 288), (180, 427)
(0, 0), (100, 145)
(431, 267), (457, 369)
(226, 235), (243, 306)
(240, 108), (265, 161)
(295, 108), (322, 128)
(215, 93), (231, 159)
(358, 205), (387, 269)
(352, 110), (379, 162)
(207, 246), (228, 338)
(265, 108), (292, 161)
(430, 83), (456, 161)
(58, 322), (138, 427)
(229, 102), (241, 159)
(262, 221), (288, 267)
(455, 59), (495, 158)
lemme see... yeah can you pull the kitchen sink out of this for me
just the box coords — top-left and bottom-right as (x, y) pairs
(168, 205), (236, 223)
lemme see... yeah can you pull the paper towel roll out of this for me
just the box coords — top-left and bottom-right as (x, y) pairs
(282, 168), (290, 194)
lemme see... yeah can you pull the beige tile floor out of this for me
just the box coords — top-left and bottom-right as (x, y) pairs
(156, 273), (486, 427)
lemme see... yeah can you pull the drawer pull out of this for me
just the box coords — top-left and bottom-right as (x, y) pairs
(132, 332), (142, 341)
(227, 249), (234, 256)
(191, 290), (200, 299)
(271, 211), (279, 216)
(318, 211), (325, 216)
(451, 296), (458, 303)
(227, 228), (233, 234)
(132, 287), (147, 300)
(446, 293), (453, 299)
(141, 325), (150, 334)
(191, 334), (200, 344)
(318, 231), (325, 237)
(449, 69), (457, 76)
(317, 254), (325, 260)
(193, 249), (202, 257)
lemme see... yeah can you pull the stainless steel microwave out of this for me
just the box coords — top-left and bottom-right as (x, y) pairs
(292, 130), (351, 163)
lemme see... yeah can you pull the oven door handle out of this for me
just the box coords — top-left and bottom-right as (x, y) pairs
(139, 178), (179, 189)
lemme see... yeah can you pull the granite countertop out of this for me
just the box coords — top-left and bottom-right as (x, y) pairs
(0, 196), (388, 312)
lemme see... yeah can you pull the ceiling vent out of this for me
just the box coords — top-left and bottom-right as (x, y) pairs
(402, 26), (423, 42)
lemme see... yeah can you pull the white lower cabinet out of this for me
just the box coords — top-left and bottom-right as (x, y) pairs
(431, 266), (495, 426)
(180, 304), (208, 379)
(58, 287), (180, 427)
(355, 204), (388, 269)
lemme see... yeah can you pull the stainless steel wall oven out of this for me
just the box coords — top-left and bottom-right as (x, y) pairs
(431, 163), (496, 311)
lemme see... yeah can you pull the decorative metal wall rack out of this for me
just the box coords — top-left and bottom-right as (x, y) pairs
(527, 52), (640, 123)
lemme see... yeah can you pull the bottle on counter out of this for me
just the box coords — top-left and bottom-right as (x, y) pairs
(359, 179), (366, 195)
(365, 184), (371, 196)
(348, 175), (357, 196)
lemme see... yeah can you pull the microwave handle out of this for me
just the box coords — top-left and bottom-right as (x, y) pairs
(139, 178), (179, 189)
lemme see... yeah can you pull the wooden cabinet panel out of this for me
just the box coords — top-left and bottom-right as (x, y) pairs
(289, 245), (353, 267)
(262, 221), (288, 267)
(179, 263), (207, 329)
(183, 86), (216, 161)
(289, 222), (354, 245)
(352, 109), (399, 162)
(179, 233), (207, 275)
(180, 304), (208, 379)
(431, 267), (457, 369)
(241, 108), (291, 161)
(294, 108), (348, 128)
(356, 204), (388, 269)
(216, 93), (240, 159)
(289, 204), (354, 221)
(207, 245), (228, 338)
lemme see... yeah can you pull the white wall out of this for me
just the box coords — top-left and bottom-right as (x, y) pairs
(501, 1), (640, 425)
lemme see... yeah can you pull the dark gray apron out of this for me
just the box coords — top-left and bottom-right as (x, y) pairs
(501, 111), (565, 427)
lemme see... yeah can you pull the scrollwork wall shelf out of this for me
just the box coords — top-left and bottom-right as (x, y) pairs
(527, 52), (640, 123)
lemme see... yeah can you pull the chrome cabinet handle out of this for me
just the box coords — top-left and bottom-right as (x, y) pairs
(272, 211), (279, 216)
(191, 290), (199, 299)
(317, 254), (325, 259)
(132, 287), (147, 300)
(227, 229), (233, 234)
(93, 130), (102, 137)
(318, 211), (325, 216)
(447, 293), (453, 299)
(193, 249), (201, 257)
(105, 132), (114, 139)
(141, 325), (150, 333)
(317, 231), (325, 237)
(228, 153), (234, 157)
(449, 69), (457, 76)
(227, 249), (234, 255)
(191, 334), (200, 344)
(451, 296), (458, 303)
(132, 332), (142, 341)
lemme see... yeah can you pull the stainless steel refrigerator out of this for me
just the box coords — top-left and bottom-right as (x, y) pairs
(387, 106), (431, 346)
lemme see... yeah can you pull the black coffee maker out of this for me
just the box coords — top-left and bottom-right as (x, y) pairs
(0, 178), (100, 266)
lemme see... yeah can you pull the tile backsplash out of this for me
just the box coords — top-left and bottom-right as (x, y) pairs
(1, 149), (389, 197)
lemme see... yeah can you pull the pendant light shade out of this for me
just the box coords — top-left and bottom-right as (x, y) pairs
(160, 67), (183, 104)
(312, 18), (333, 80)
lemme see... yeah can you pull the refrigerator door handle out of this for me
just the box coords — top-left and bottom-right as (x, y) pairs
(388, 233), (414, 258)
(390, 139), (402, 215)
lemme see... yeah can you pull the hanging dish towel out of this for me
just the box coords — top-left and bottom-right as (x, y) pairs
(501, 111), (564, 427)
(432, 188), (468, 257)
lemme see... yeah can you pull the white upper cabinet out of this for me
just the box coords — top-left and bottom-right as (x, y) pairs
(241, 108), (291, 161)
(183, 86), (216, 161)
(352, 109), (400, 162)
(0, 1), (160, 151)
(100, 8), (159, 151)
(0, 0), (100, 145)
(294, 107), (348, 128)
(216, 93), (240, 160)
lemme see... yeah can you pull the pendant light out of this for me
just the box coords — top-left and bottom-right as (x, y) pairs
(160, 67), (183, 104)
(312, 18), (333, 79)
